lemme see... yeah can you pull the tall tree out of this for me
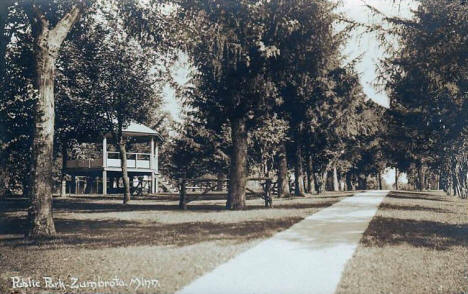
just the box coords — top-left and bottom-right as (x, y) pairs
(378, 0), (468, 196)
(260, 0), (344, 196)
(22, 1), (85, 238)
(181, 0), (278, 209)
(0, 2), (13, 148)
(58, 9), (164, 203)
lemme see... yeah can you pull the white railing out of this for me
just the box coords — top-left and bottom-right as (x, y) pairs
(106, 152), (153, 169)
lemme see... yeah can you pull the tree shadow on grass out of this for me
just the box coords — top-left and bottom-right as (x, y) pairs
(0, 195), (343, 248)
(387, 192), (448, 202)
(362, 216), (468, 250)
(272, 201), (339, 210)
(379, 203), (452, 214)
(0, 198), (340, 214)
(0, 216), (303, 250)
(0, 198), (29, 212)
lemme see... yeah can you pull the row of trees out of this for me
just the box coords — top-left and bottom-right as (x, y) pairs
(169, 0), (388, 209)
(1, 0), (465, 238)
(0, 0), (387, 238)
(380, 0), (467, 197)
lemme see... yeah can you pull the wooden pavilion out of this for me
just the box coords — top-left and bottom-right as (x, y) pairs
(64, 122), (162, 195)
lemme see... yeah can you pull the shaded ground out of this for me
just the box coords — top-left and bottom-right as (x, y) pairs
(0, 192), (351, 293)
(337, 191), (468, 294)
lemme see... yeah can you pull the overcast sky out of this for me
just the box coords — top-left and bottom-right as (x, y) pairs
(339, 0), (418, 108)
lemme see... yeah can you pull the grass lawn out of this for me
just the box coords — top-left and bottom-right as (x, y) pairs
(337, 191), (468, 294)
(0, 192), (352, 294)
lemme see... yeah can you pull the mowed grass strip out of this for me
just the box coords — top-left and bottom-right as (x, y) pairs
(337, 191), (468, 294)
(0, 192), (352, 294)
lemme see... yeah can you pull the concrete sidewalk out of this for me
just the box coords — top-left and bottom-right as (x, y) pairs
(176, 190), (389, 294)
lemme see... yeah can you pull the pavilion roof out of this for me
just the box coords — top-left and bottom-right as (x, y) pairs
(123, 122), (158, 136)
(104, 122), (163, 141)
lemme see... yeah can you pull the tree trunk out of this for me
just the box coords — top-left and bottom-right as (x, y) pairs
(277, 142), (290, 198)
(345, 172), (352, 191)
(358, 174), (367, 190)
(306, 155), (316, 194)
(216, 171), (225, 191)
(417, 163), (424, 192)
(462, 170), (468, 199)
(307, 173), (314, 193)
(293, 135), (305, 196)
(453, 172), (460, 197)
(179, 178), (187, 209)
(339, 179), (346, 191)
(27, 34), (57, 237)
(394, 167), (399, 190)
(227, 117), (247, 209)
(307, 169), (316, 194)
(291, 121), (305, 196)
(377, 171), (382, 190)
(26, 4), (82, 239)
(317, 170), (327, 194)
(332, 166), (339, 192)
(446, 182), (453, 196)
(118, 141), (131, 204)
(303, 174), (308, 193)
(313, 172), (319, 193)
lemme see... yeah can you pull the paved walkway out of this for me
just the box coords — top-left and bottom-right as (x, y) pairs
(176, 190), (389, 294)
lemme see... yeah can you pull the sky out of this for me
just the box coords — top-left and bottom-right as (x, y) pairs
(338, 0), (418, 108)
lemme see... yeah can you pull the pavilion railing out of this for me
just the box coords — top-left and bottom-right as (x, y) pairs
(106, 152), (153, 169)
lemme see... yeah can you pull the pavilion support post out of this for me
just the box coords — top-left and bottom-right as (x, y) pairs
(102, 170), (107, 195)
(155, 144), (159, 172)
(150, 137), (156, 194)
(102, 137), (107, 168)
(155, 143), (159, 193)
(150, 137), (154, 169)
(61, 179), (67, 197)
(155, 174), (159, 194)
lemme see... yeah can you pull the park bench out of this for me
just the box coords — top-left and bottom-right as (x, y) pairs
(245, 177), (274, 208)
(178, 177), (275, 209)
